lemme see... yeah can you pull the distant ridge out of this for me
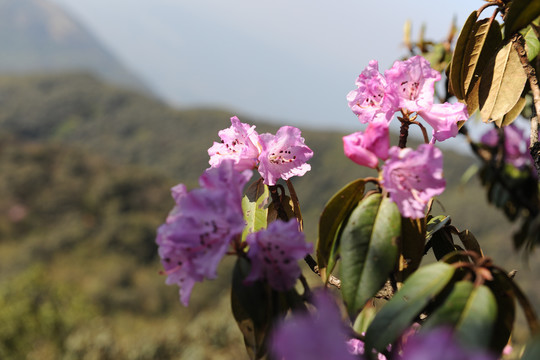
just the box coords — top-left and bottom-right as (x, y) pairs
(0, 0), (149, 92)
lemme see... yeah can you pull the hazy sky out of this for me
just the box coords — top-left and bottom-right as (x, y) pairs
(50, 0), (476, 132)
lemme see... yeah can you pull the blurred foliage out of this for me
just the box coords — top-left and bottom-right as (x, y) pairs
(0, 73), (539, 358)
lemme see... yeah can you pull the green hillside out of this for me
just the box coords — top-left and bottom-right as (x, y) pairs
(0, 73), (538, 358)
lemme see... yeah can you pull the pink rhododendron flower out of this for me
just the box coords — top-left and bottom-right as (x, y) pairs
(385, 55), (441, 114)
(258, 126), (313, 186)
(343, 121), (389, 168)
(156, 160), (250, 306)
(270, 292), (356, 360)
(400, 327), (496, 360)
(481, 124), (534, 169)
(381, 144), (446, 219)
(347, 60), (399, 123)
(245, 219), (312, 291)
(419, 102), (469, 142)
(208, 116), (261, 171)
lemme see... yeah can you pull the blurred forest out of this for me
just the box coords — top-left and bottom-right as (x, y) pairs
(0, 73), (538, 359)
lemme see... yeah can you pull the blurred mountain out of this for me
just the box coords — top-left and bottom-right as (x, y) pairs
(0, 0), (149, 92)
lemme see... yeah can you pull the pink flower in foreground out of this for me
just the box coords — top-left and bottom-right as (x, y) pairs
(381, 144), (446, 219)
(347, 60), (399, 123)
(481, 124), (533, 169)
(208, 116), (261, 171)
(400, 327), (496, 360)
(156, 161), (250, 306)
(258, 126), (313, 185)
(419, 102), (469, 142)
(385, 55), (441, 114)
(343, 121), (390, 168)
(245, 219), (312, 291)
(270, 292), (356, 360)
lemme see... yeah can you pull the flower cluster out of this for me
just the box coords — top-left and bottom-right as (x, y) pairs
(208, 116), (313, 185)
(156, 160), (251, 305)
(271, 293), (495, 360)
(343, 56), (463, 218)
(245, 219), (312, 291)
(346, 56), (468, 142)
(157, 118), (315, 305)
(270, 292), (358, 360)
(480, 124), (535, 171)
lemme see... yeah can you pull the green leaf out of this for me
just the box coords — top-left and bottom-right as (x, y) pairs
(317, 179), (365, 278)
(423, 282), (497, 349)
(504, 0), (540, 39)
(456, 229), (484, 257)
(230, 257), (272, 359)
(492, 267), (540, 334)
(365, 262), (456, 352)
(456, 285), (498, 349)
(426, 215), (451, 241)
(398, 217), (426, 281)
(242, 180), (269, 241)
(353, 300), (378, 334)
(523, 24), (540, 61)
(340, 194), (400, 318)
(488, 270), (516, 354)
(449, 11), (478, 100)
(479, 40), (528, 123)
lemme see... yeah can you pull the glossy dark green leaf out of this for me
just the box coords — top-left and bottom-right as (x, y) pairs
(492, 267), (540, 334)
(457, 229), (484, 257)
(449, 11), (478, 99)
(426, 215), (451, 241)
(488, 270), (516, 354)
(431, 227), (459, 261)
(317, 179), (365, 279)
(231, 257), (271, 359)
(242, 180), (269, 241)
(365, 262), (456, 352)
(504, 0), (540, 39)
(398, 217), (426, 281)
(353, 300), (378, 334)
(340, 194), (400, 318)
(479, 40), (528, 122)
(424, 281), (497, 349)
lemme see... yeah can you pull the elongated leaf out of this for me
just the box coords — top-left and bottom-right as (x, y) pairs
(492, 267), (540, 334)
(523, 24), (540, 61)
(455, 284), (497, 349)
(450, 11), (478, 99)
(422, 281), (475, 331)
(365, 262), (456, 352)
(242, 180), (269, 241)
(494, 95), (526, 127)
(398, 217), (426, 281)
(340, 194), (400, 318)
(488, 270), (516, 354)
(479, 41), (527, 122)
(463, 19), (502, 99)
(317, 179), (365, 276)
(504, 0), (540, 39)
(231, 257), (271, 359)
(426, 215), (451, 241)
(457, 229), (484, 257)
